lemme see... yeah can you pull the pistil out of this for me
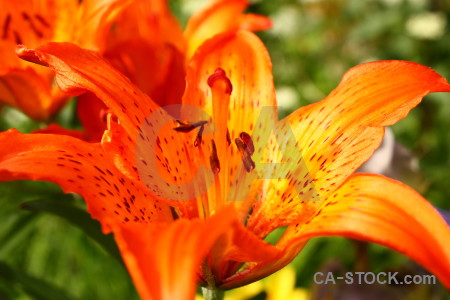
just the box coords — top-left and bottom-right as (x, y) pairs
(207, 68), (232, 211)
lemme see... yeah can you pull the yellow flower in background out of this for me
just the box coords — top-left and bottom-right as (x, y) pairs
(196, 266), (310, 300)
(264, 267), (309, 300)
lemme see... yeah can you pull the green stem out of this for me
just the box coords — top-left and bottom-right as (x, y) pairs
(201, 286), (224, 300)
(201, 261), (224, 300)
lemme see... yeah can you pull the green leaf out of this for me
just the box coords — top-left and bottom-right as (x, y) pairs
(20, 198), (123, 264)
(0, 261), (76, 300)
(0, 213), (37, 256)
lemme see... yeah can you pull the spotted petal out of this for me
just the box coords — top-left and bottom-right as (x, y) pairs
(0, 129), (172, 232)
(0, 0), (129, 120)
(182, 31), (278, 215)
(225, 174), (450, 289)
(105, 0), (184, 52)
(17, 42), (201, 214)
(17, 42), (159, 139)
(0, 66), (62, 120)
(248, 60), (450, 237)
(279, 174), (450, 289)
(184, 30), (277, 138)
(69, 0), (133, 51)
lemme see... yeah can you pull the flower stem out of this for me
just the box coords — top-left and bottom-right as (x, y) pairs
(201, 261), (224, 300)
(201, 286), (224, 300)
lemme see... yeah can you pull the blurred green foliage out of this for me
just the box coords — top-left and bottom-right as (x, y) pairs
(1, 0), (450, 299)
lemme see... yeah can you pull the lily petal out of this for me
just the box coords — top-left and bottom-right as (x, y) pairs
(183, 30), (277, 215)
(227, 174), (450, 289)
(105, 0), (184, 52)
(113, 207), (280, 299)
(0, 129), (172, 232)
(209, 219), (282, 283)
(69, 0), (133, 51)
(0, 67), (61, 120)
(0, 2), (55, 116)
(102, 0), (186, 107)
(248, 60), (450, 237)
(0, 0), (56, 47)
(79, 0), (186, 138)
(17, 42), (160, 138)
(17, 42), (203, 210)
(185, 30), (277, 139)
(32, 123), (84, 140)
(0, 0), (128, 120)
(76, 92), (109, 142)
(112, 216), (230, 300)
(184, 0), (272, 59)
(104, 39), (186, 106)
(281, 174), (450, 289)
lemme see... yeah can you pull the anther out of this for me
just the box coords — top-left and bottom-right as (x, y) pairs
(209, 140), (220, 174)
(2, 14), (11, 39)
(22, 12), (43, 38)
(34, 14), (50, 27)
(194, 125), (205, 147)
(173, 120), (207, 132)
(242, 155), (256, 172)
(173, 120), (208, 147)
(239, 132), (254, 155)
(13, 31), (22, 44)
(235, 132), (256, 172)
(100, 108), (117, 123)
(226, 129), (231, 146)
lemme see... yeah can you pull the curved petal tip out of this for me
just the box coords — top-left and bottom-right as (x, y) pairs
(16, 45), (48, 67)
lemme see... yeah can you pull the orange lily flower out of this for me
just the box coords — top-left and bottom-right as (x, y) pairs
(78, 0), (271, 141)
(1, 30), (450, 300)
(0, 0), (130, 120)
(104, 0), (271, 100)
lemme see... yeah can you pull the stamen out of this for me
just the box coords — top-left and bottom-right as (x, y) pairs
(242, 155), (255, 172)
(173, 120), (207, 132)
(34, 14), (50, 27)
(235, 132), (256, 172)
(22, 12), (43, 38)
(182, 142), (209, 219)
(238, 132), (254, 155)
(209, 140), (220, 174)
(194, 125), (205, 147)
(170, 207), (179, 220)
(100, 108), (117, 123)
(173, 120), (208, 147)
(2, 14), (11, 39)
(13, 31), (22, 44)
